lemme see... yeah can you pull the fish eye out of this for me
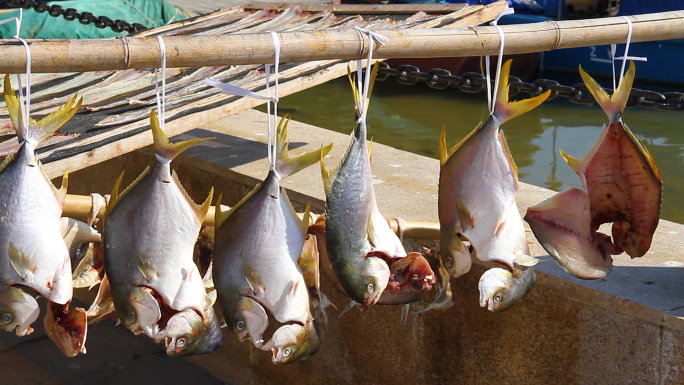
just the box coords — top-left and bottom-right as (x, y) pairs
(236, 320), (245, 330)
(1, 313), (12, 324)
(127, 312), (136, 322)
(177, 338), (186, 348)
(283, 347), (292, 357)
(494, 294), (503, 302)
(366, 283), (374, 293)
(444, 257), (453, 268)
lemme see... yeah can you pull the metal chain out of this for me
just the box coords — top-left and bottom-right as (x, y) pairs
(5, 0), (148, 33)
(377, 62), (684, 111)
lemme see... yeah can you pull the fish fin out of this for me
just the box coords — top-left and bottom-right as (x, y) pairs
(198, 187), (214, 224)
(86, 275), (114, 321)
(0, 154), (14, 174)
(136, 253), (158, 281)
(559, 148), (582, 174)
(275, 115), (333, 178)
(214, 194), (229, 229)
(623, 122), (663, 182)
(244, 264), (266, 297)
(400, 304), (409, 325)
(456, 200), (475, 230)
(493, 60), (550, 125)
(4, 75), (83, 147)
(347, 63), (380, 119)
(150, 108), (213, 162)
(220, 183), (260, 225)
(170, 170), (212, 223)
(368, 137), (373, 163)
(203, 262), (214, 290)
(320, 145), (335, 196)
(440, 122), (484, 166)
(338, 300), (358, 318)
(579, 61), (635, 123)
(498, 130), (518, 180)
(300, 203), (312, 234)
(516, 254), (539, 267)
(8, 242), (36, 280)
(57, 172), (68, 205)
(206, 288), (217, 308)
(107, 167), (150, 214)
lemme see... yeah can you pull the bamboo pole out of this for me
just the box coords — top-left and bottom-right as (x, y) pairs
(0, 11), (682, 73)
(62, 194), (441, 240)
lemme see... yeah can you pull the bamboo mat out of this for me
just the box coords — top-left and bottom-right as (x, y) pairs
(0, 1), (505, 179)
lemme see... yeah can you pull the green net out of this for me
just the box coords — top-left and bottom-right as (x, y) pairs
(0, 0), (193, 39)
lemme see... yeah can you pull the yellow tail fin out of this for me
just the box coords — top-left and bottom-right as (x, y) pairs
(4, 75), (82, 147)
(275, 115), (332, 178)
(150, 108), (214, 162)
(493, 60), (550, 125)
(579, 61), (635, 124)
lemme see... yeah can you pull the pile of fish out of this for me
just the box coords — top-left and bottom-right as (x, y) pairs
(0, 59), (663, 362)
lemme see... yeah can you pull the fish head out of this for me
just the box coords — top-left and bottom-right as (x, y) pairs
(163, 308), (224, 356)
(0, 286), (40, 336)
(478, 267), (536, 312)
(263, 321), (320, 365)
(478, 268), (514, 312)
(346, 256), (390, 306)
(225, 295), (268, 347)
(439, 228), (472, 278)
(113, 286), (161, 337)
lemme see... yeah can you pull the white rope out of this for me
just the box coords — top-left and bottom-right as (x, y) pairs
(0, 10), (31, 132)
(610, 16), (647, 90)
(265, 31), (281, 173)
(203, 33), (282, 176)
(353, 26), (388, 123)
(485, 4), (514, 116)
(155, 36), (167, 131)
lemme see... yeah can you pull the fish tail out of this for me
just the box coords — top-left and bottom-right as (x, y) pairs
(275, 114), (333, 178)
(579, 61), (634, 124)
(4, 75), (82, 147)
(214, 194), (229, 229)
(492, 60), (550, 125)
(347, 63), (379, 121)
(150, 108), (213, 162)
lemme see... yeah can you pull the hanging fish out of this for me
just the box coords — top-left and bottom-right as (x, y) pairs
(317, 65), (436, 309)
(213, 116), (330, 364)
(101, 109), (222, 356)
(525, 62), (662, 279)
(439, 60), (549, 312)
(0, 75), (87, 355)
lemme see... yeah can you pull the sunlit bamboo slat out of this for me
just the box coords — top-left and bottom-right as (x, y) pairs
(0, 11), (682, 73)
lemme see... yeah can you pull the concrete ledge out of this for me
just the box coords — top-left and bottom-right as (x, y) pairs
(11, 109), (680, 384)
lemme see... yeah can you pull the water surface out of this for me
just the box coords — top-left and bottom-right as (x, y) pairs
(267, 76), (684, 224)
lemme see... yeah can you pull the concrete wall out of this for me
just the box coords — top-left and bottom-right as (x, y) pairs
(57, 110), (684, 384)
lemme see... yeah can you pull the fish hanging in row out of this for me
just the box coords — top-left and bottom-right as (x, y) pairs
(0, 75), (88, 356)
(309, 64), (437, 313)
(99, 109), (223, 356)
(439, 60), (549, 312)
(213, 116), (331, 364)
(525, 62), (662, 279)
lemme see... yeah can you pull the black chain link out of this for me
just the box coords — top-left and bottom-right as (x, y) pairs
(5, 0), (148, 33)
(377, 62), (684, 111)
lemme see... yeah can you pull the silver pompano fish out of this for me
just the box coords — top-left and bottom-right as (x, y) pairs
(102, 109), (222, 356)
(0, 75), (87, 355)
(213, 116), (330, 364)
(525, 62), (662, 279)
(319, 65), (435, 308)
(439, 60), (549, 312)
